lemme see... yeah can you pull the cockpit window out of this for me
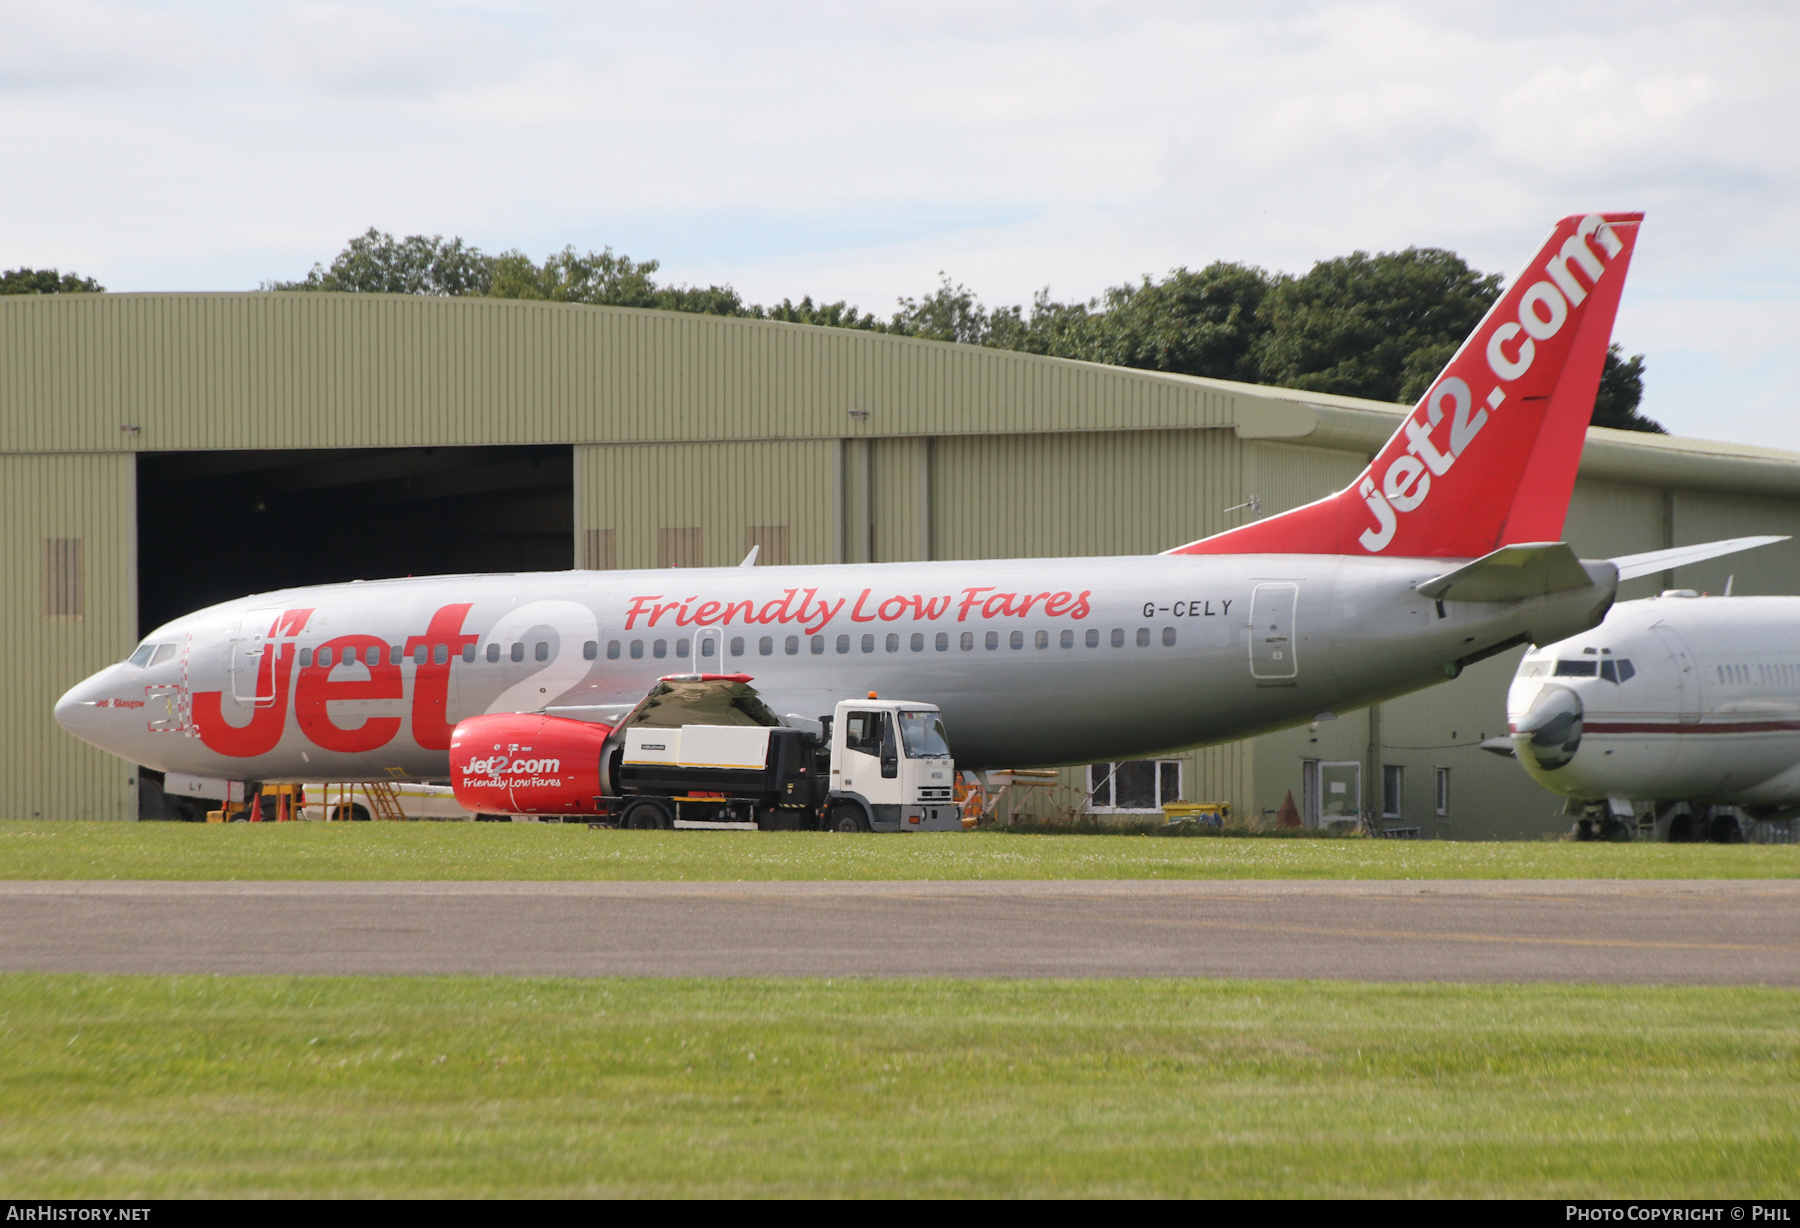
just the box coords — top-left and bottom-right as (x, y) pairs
(127, 644), (154, 668)
(149, 643), (176, 666)
(128, 642), (174, 668)
(1518, 660), (1550, 678)
(1594, 659), (1635, 683)
(1554, 659), (1598, 677)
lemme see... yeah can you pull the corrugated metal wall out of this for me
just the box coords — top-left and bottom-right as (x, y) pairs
(576, 440), (839, 570)
(0, 294), (1238, 453)
(0, 454), (137, 820)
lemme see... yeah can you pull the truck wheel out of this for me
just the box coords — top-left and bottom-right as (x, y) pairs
(622, 798), (673, 830)
(827, 803), (869, 833)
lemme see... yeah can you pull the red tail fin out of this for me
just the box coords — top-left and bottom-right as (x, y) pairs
(1171, 212), (1643, 559)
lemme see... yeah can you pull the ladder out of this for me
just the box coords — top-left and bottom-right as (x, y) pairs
(363, 780), (408, 822)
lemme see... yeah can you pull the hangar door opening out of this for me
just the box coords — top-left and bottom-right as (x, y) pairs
(137, 445), (572, 635)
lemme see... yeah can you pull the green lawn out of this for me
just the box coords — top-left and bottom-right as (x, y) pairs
(1, 819), (1795, 880)
(1, 974), (1792, 1198)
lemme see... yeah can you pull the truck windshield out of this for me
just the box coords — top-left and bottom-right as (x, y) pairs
(899, 711), (950, 758)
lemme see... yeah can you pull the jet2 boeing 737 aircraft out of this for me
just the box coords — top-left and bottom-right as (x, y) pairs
(56, 211), (1775, 818)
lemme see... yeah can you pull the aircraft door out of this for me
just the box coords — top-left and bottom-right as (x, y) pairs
(1249, 583), (1299, 680)
(1651, 622), (1702, 724)
(696, 629), (722, 668)
(229, 608), (281, 705)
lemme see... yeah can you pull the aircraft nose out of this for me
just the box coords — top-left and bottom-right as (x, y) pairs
(1512, 684), (1583, 772)
(54, 666), (121, 745)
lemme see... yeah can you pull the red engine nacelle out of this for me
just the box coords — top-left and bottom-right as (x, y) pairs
(449, 713), (614, 816)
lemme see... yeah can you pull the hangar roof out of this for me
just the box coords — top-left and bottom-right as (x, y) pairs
(2, 291), (1794, 499)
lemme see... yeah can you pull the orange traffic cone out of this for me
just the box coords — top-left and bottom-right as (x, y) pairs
(1276, 789), (1302, 829)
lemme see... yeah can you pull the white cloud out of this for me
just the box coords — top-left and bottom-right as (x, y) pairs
(0, 0), (1795, 445)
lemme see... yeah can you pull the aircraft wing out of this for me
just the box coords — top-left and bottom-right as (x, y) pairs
(1417, 542), (1596, 602)
(1608, 535), (1789, 582)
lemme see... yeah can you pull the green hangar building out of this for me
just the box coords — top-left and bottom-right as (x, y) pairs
(7, 291), (1800, 837)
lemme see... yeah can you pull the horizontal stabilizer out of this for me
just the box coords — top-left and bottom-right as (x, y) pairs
(1609, 535), (1788, 582)
(1418, 541), (1596, 602)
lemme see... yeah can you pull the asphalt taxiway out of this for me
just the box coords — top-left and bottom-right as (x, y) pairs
(2, 878), (1795, 983)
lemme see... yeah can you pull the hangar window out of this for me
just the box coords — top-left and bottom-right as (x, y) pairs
(1382, 765), (1403, 818)
(41, 538), (83, 621)
(630, 640), (643, 659)
(985, 631), (999, 651)
(1087, 760), (1181, 812)
(1060, 630), (1073, 649)
(1554, 659), (1597, 676)
(811, 636), (825, 655)
(511, 643), (525, 663)
(1111, 628), (1125, 648)
(1436, 767), (1450, 816)
(758, 637), (773, 656)
(911, 633), (924, 652)
(1086, 629), (1099, 648)
(785, 636), (799, 655)
(1136, 627), (1150, 647)
(936, 632), (949, 651)
(886, 633), (899, 653)
(837, 634), (850, 654)
(1009, 630), (1023, 650)
(730, 637), (744, 656)
(961, 631), (974, 651)
(606, 641), (619, 660)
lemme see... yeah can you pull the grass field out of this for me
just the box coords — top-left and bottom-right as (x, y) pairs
(1, 974), (1793, 1198)
(1, 819), (1795, 881)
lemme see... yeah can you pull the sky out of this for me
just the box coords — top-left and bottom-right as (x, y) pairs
(2, 0), (1796, 446)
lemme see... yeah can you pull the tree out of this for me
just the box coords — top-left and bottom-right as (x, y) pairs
(1253, 248), (1503, 403)
(269, 228), (493, 296)
(1591, 345), (1663, 433)
(754, 297), (887, 331)
(1079, 262), (1270, 381)
(1, 267), (104, 294)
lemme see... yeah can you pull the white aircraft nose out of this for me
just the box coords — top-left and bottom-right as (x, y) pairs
(54, 666), (125, 747)
(1512, 684), (1584, 772)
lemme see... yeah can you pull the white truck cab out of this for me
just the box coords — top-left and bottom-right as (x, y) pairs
(830, 698), (960, 831)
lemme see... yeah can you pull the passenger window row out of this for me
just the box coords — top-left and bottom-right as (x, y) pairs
(297, 640), (602, 668)
(1717, 662), (1800, 685)
(598, 626), (1180, 662)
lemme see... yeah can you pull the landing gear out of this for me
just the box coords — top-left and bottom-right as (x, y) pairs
(1707, 811), (1745, 843)
(1572, 807), (1632, 841)
(621, 797), (674, 830)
